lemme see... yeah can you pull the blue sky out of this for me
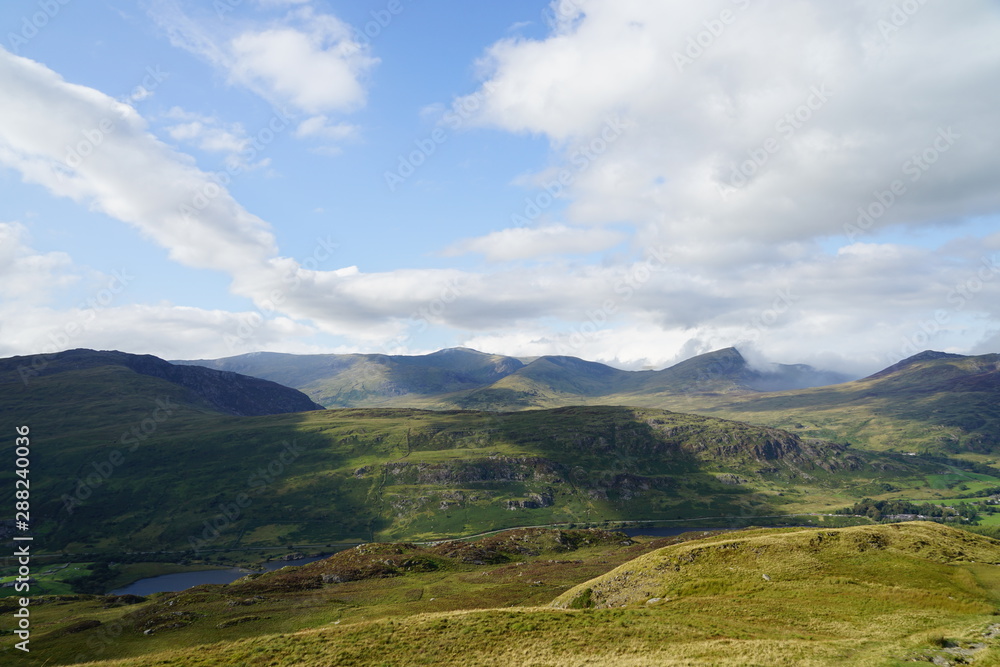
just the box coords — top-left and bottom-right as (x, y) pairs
(2, 0), (1000, 374)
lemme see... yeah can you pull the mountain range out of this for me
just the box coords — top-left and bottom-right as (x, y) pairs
(0, 347), (965, 555)
(174, 346), (852, 409)
(174, 345), (1000, 455)
(5, 346), (1000, 666)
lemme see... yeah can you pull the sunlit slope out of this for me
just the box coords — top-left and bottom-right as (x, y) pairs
(75, 523), (1000, 667)
(695, 352), (1000, 454)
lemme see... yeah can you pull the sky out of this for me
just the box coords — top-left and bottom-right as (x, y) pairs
(1, 0), (999, 376)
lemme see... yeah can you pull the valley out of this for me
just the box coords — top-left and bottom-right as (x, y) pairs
(4, 346), (1000, 665)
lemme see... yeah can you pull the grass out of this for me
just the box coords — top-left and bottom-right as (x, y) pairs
(5, 385), (950, 557)
(15, 522), (1000, 667)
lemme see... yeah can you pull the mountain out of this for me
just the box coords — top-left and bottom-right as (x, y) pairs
(700, 350), (1000, 454)
(176, 347), (850, 410)
(0, 349), (939, 554)
(174, 347), (525, 407)
(2, 348), (324, 417)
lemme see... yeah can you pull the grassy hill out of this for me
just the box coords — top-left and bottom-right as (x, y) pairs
(176, 347), (850, 410)
(2, 398), (920, 555)
(169, 346), (1000, 458)
(419, 349), (1000, 459)
(694, 351), (1000, 456)
(174, 348), (525, 407)
(4, 349), (323, 417)
(3, 348), (995, 556)
(18, 523), (1000, 666)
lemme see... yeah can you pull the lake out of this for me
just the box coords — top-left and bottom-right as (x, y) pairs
(109, 556), (328, 596)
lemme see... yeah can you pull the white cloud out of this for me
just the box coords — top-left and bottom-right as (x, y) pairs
(0, 301), (319, 361)
(3, 1), (1000, 371)
(0, 48), (278, 275)
(457, 0), (1000, 255)
(227, 18), (371, 114)
(444, 224), (625, 261)
(148, 1), (377, 148)
(294, 115), (358, 141)
(0, 222), (77, 303)
(161, 107), (273, 171)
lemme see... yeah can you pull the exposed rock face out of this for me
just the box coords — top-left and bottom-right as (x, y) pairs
(383, 457), (564, 485)
(505, 490), (555, 510)
(4, 349), (324, 416)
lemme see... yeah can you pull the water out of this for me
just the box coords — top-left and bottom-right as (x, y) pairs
(109, 556), (328, 596)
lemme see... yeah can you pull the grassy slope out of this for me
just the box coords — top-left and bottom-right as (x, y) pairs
(175, 349), (525, 408)
(5, 389), (953, 555)
(9, 528), (685, 665)
(33, 523), (1000, 667)
(692, 354), (1000, 455)
(174, 349), (1000, 458)
(433, 353), (1000, 459)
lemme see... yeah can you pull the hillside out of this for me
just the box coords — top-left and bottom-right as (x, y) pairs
(28, 523), (1000, 666)
(174, 347), (525, 407)
(4, 346), (997, 555)
(697, 351), (1000, 454)
(391, 348), (1000, 457)
(554, 521), (1000, 609)
(4, 349), (324, 417)
(0, 389), (937, 554)
(176, 347), (849, 409)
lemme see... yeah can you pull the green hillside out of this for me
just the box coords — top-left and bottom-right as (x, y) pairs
(174, 348), (525, 407)
(424, 349), (1000, 458)
(3, 349), (996, 557)
(696, 352), (1000, 455)
(21, 523), (1000, 666)
(4, 399), (923, 555)
(171, 346), (1000, 458)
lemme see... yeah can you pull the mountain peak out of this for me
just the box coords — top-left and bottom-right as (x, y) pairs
(431, 347), (486, 356)
(866, 350), (967, 380)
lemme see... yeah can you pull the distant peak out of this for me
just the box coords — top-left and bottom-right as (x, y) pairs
(433, 347), (485, 355)
(866, 350), (967, 380)
(684, 347), (746, 364)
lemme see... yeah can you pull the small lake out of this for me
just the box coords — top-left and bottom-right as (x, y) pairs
(109, 556), (328, 596)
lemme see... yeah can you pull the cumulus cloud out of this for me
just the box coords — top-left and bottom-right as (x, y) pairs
(0, 301), (320, 361)
(0, 222), (77, 303)
(458, 0), (1000, 253)
(4, 1), (1000, 371)
(0, 48), (278, 274)
(444, 224), (625, 261)
(148, 0), (377, 145)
